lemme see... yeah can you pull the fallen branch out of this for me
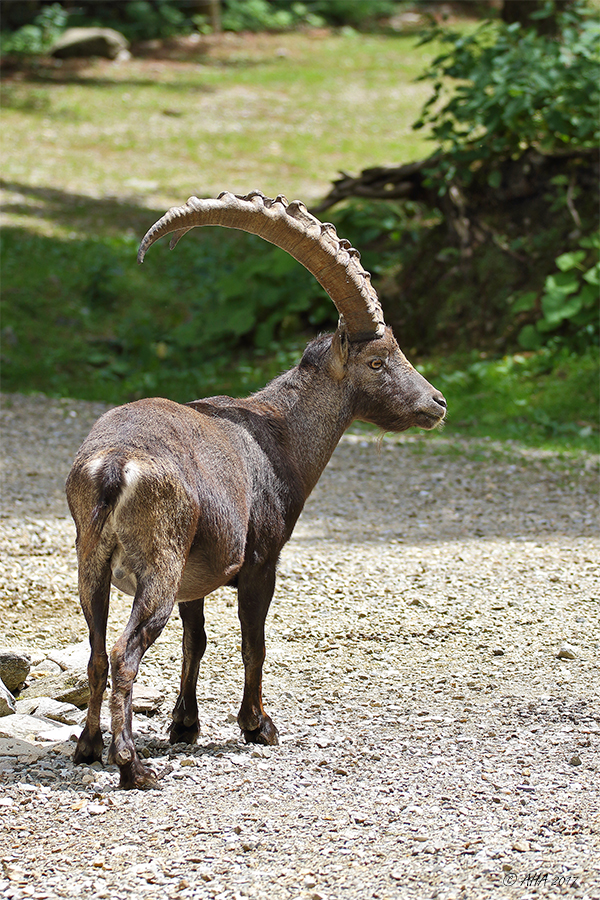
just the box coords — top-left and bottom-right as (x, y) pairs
(313, 148), (598, 215)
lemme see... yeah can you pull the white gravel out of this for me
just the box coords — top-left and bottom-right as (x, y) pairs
(1, 391), (599, 900)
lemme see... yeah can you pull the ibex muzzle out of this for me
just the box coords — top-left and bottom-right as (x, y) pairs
(66, 191), (446, 788)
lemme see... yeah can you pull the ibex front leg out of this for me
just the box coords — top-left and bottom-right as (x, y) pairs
(237, 563), (279, 745)
(170, 597), (206, 745)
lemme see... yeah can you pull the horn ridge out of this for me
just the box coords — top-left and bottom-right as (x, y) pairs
(137, 190), (385, 339)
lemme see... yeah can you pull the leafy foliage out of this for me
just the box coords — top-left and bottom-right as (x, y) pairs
(55, 1), (192, 41)
(0, 226), (334, 405)
(407, 2), (599, 359)
(304, 1), (399, 29)
(414, 3), (600, 168)
(216, 1), (324, 34)
(0, 0), (405, 46)
(114, 1), (192, 41)
(1, 3), (67, 55)
(515, 235), (599, 350)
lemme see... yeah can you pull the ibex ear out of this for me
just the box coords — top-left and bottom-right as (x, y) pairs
(330, 326), (349, 380)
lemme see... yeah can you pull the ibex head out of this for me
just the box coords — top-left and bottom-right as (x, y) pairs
(138, 190), (446, 431)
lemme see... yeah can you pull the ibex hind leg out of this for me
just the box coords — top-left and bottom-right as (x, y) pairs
(107, 569), (180, 789)
(170, 597), (207, 745)
(73, 550), (112, 766)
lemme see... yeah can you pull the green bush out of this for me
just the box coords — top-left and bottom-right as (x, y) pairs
(304, 1), (398, 29)
(66, 1), (192, 41)
(119, 1), (191, 40)
(419, 345), (599, 450)
(218, 0), (399, 33)
(218, 0), (301, 33)
(409, 2), (599, 358)
(515, 234), (599, 351)
(414, 3), (600, 171)
(1, 3), (67, 55)
(0, 226), (335, 405)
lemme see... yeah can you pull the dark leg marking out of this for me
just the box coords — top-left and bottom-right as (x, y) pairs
(237, 563), (279, 746)
(170, 597), (207, 745)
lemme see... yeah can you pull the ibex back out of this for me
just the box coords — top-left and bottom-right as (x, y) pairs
(66, 190), (446, 788)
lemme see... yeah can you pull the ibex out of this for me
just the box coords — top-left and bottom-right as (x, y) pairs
(66, 190), (446, 789)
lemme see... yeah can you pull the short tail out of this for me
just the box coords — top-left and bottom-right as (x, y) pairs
(79, 457), (125, 557)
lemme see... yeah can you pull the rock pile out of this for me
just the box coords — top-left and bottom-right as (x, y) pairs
(0, 644), (86, 759)
(0, 641), (165, 762)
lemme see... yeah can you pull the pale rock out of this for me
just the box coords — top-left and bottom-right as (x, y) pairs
(0, 650), (31, 693)
(3, 863), (28, 884)
(50, 740), (83, 758)
(0, 713), (75, 742)
(36, 721), (82, 743)
(15, 696), (86, 725)
(81, 770), (98, 784)
(29, 660), (62, 677)
(512, 840), (531, 852)
(0, 735), (45, 760)
(47, 640), (89, 671)
(17, 669), (90, 707)
(0, 679), (16, 717)
(87, 803), (106, 816)
(50, 27), (129, 60)
(132, 683), (164, 714)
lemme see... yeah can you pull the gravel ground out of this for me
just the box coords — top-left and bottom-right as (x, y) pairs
(1, 391), (599, 900)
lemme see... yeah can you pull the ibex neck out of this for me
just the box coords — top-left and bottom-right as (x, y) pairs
(252, 365), (353, 497)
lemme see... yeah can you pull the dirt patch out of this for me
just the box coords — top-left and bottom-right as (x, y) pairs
(1, 392), (599, 899)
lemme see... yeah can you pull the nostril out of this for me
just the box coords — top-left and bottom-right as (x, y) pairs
(434, 394), (447, 410)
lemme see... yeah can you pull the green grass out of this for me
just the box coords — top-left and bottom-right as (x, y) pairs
(1, 29), (598, 456)
(418, 349), (600, 454)
(1, 28), (443, 398)
(2, 31), (438, 216)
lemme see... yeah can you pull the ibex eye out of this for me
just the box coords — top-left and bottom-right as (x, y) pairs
(369, 359), (384, 370)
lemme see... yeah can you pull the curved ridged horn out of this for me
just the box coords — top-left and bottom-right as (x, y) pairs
(138, 190), (385, 341)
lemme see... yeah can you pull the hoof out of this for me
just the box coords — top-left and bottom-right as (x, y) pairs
(73, 730), (104, 765)
(118, 757), (158, 790)
(169, 720), (200, 745)
(242, 718), (279, 746)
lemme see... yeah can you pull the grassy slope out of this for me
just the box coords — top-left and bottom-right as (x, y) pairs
(1, 30), (598, 454)
(2, 31), (435, 214)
